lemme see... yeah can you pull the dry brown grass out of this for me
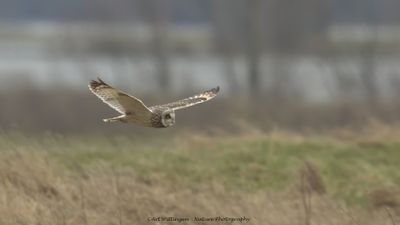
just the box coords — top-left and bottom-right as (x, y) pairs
(0, 143), (397, 225)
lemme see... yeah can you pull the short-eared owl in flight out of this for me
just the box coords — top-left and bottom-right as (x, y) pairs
(88, 78), (219, 128)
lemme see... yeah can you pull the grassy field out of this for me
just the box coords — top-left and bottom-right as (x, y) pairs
(0, 130), (399, 224)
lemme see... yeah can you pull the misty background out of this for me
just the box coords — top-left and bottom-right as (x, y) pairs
(1, 0), (400, 133)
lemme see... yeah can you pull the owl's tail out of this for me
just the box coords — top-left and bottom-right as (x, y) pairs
(103, 115), (127, 123)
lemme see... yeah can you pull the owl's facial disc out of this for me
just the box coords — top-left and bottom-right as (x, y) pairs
(161, 110), (175, 127)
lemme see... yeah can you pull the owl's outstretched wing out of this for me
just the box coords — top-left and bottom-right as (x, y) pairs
(151, 86), (220, 111)
(88, 78), (153, 117)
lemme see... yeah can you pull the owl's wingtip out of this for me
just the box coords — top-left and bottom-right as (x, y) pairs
(212, 86), (220, 93)
(89, 79), (98, 88)
(89, 77), (108, 89)
(97, 77), (106, 84)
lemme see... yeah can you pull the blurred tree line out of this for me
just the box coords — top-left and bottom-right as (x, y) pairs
(1, 0), (400, 132)
(137, 0), (396, 113)
(135, 0), (331, 96)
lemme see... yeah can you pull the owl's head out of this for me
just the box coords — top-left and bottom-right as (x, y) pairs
(161, 109), (175, 127)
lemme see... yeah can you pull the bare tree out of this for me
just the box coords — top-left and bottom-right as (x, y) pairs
(244, 0), (265, 96)
(211, 0), (243, 93)
(266, 0), (329, 103)
(359, 32), (379, 109)
(359, 1), (380, 110)
(141, 0), (171, 92)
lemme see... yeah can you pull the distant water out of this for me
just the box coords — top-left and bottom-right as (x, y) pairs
(0, 52), (399, 103)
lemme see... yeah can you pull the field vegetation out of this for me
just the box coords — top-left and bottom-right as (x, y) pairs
(0, 126), (399, 224)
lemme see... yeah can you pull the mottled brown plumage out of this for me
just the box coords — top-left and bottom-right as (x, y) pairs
(88, 78), (219, 128)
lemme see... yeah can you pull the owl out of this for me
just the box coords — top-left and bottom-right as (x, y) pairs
(88, 78), (220, 128)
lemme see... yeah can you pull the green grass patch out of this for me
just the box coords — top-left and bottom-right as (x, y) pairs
(1, 132), (399, 206)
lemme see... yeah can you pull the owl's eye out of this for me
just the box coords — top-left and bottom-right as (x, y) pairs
(165, 114), (171, 119)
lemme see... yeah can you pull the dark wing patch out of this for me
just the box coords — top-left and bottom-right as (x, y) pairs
(89, 77), (107, 90)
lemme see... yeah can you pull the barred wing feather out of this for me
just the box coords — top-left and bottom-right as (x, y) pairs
(88, 78), (153, 117)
